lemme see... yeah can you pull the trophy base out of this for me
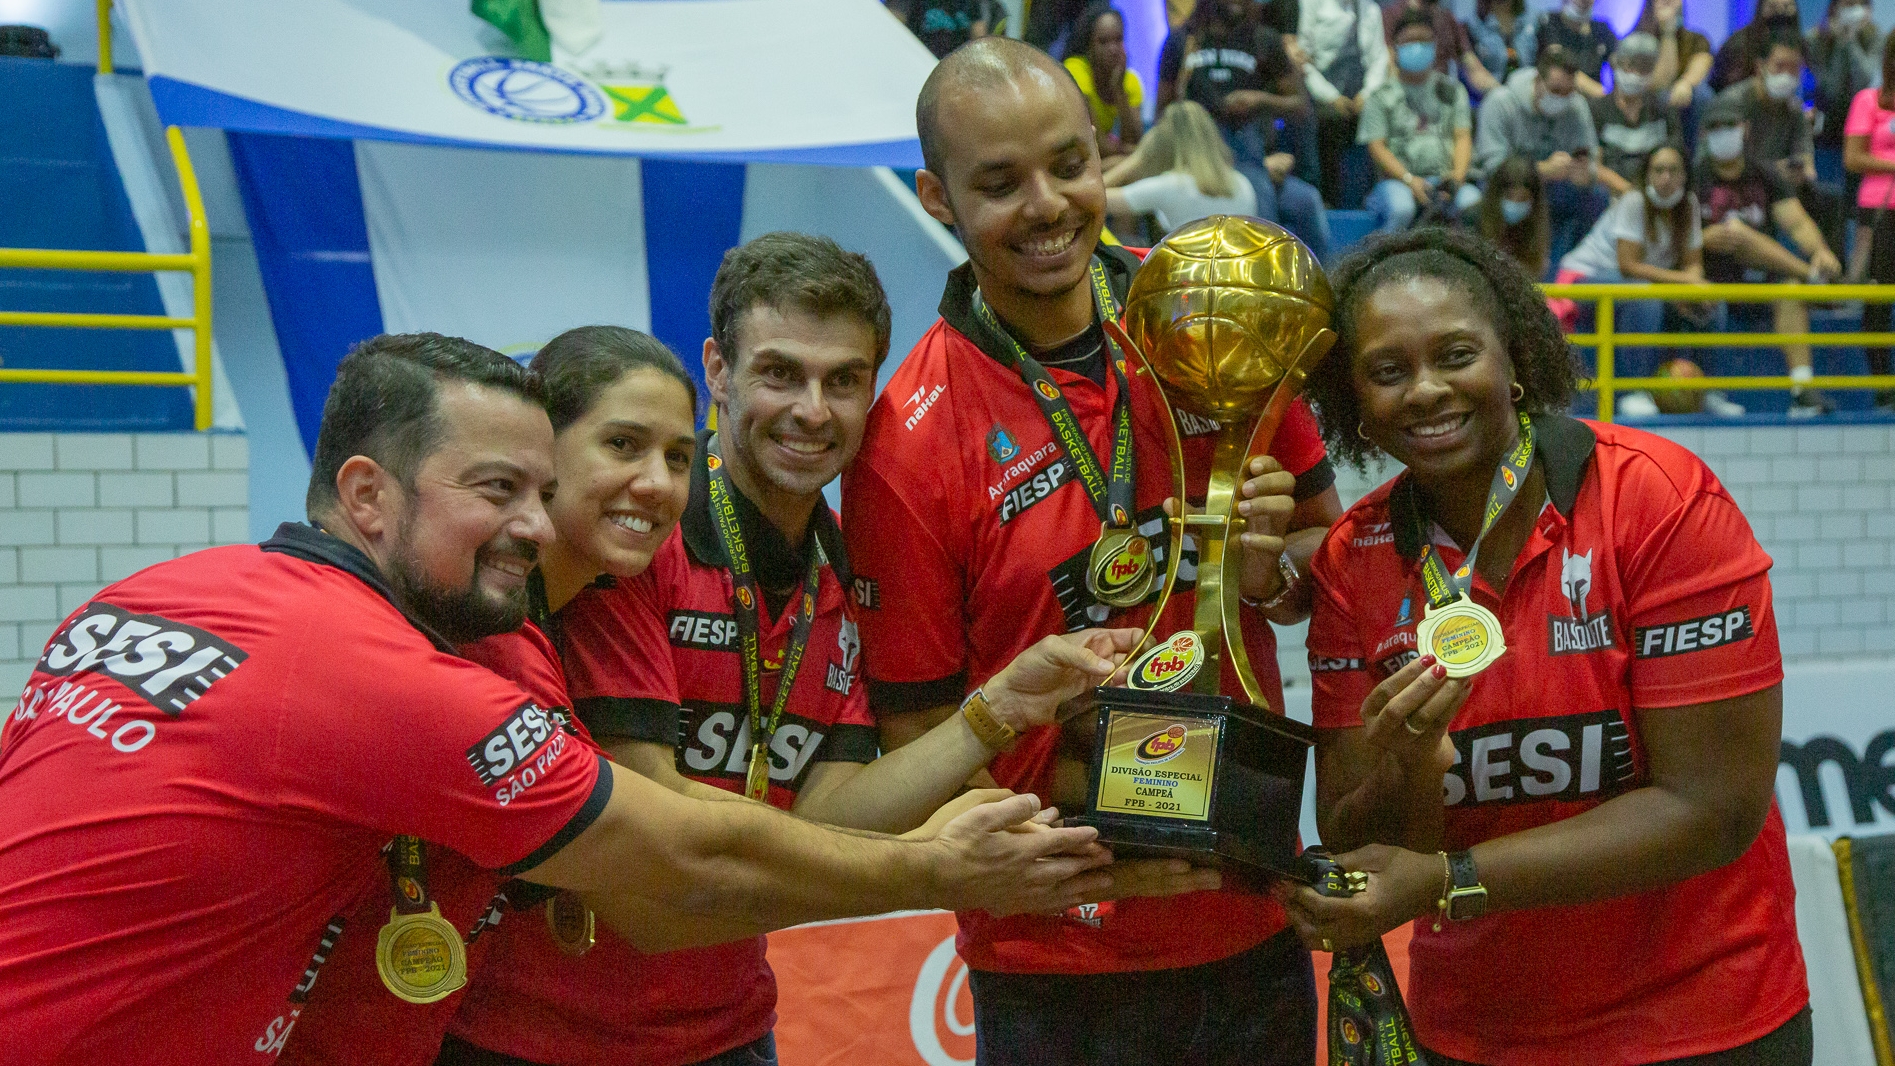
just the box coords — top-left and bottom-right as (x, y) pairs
(1064, 686), (1318, 884)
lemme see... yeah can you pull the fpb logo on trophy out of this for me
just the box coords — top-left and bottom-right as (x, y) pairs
(909, 936), (977, 1066)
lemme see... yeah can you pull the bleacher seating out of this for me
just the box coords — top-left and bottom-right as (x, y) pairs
(0, 56), (191, 431)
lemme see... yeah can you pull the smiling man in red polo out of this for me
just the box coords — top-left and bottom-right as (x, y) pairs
(842, 38), (1344, 1066)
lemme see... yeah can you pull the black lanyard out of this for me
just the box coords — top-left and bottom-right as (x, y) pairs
(1413, 412), (1535, 609)
(704, 438), (825, 800)
(974, 258), (1141, 532)
(387, 835), (433, 915)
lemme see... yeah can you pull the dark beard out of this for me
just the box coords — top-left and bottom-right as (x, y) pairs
(388, 535), (535, 645)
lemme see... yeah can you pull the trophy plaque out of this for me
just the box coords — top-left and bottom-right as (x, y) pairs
(1067, 216), (1336, 882)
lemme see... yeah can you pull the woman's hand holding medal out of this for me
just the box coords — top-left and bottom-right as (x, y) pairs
(1359, 653), (1470, 770)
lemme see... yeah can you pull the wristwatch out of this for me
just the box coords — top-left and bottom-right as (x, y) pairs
(1245, 552), (1302, 612)
(1445, 850), (1489, 921)
(960, 688), (1018, 752)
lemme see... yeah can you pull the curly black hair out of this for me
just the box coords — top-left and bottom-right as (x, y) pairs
(1304, 226), (1580, 467)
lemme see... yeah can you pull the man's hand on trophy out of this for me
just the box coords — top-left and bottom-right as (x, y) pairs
(1236, 455), (1296, 601)
(926, 793), (1117, 916)
(984, 629), (1146, 733)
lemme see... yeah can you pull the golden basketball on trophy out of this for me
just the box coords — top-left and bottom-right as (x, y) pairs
(1073, 216), (1338, 879)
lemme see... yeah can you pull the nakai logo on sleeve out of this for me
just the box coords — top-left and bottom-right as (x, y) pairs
(1634, 607), (1754, 659)
(466, 702), (568, 805)
(35, 602), (248, 714)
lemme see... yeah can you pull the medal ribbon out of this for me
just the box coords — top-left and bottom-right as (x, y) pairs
(704, 437), (825, 801)
(973, 258), (1140, 531)
(1413, 413), (1535, 610)
(387, 835), (433, 915)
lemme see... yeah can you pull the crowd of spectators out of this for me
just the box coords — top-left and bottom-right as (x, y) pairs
(893, 0), (1895, 418)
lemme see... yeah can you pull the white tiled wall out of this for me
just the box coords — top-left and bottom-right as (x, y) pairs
(1277, 422), (1895, 688)
(0, 433), (249, 703)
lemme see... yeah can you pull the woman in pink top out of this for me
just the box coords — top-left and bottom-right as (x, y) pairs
(1843, 31), (1895, 412)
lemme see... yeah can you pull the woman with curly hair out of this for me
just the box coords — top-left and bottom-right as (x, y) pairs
(1278, 227), (1811, 1065)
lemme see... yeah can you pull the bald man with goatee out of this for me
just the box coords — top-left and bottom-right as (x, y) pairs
(842, 38), (1343, 1066)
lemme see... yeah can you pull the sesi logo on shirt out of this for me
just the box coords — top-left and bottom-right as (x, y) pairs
(465, 701), (562, 792)
(36, 602), (248, 714)
(1442, 709), (1636, 807)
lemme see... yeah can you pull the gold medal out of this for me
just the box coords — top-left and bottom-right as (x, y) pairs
(375, 903), (468, 1004)
(744, 740), (771, 800)
(1415, 600), (1507, 678)
(545, 890), (596, 957)
(1088, 525), (1155, 608)
(1124, 630), (1204, 692)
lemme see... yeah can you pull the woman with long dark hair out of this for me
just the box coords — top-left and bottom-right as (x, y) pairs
(1551, 144), (1728, 417)
(1064, 2), (1145, 162)
(1474, 156), (1551, 278)
(1279, 226), (1811, 1066)
(1843, 29), (1895, 412)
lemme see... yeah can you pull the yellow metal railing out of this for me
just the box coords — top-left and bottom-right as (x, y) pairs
(0, 124), (215, 431)
(97, 0), (113, 74)
(1542, 282), (1895, 422)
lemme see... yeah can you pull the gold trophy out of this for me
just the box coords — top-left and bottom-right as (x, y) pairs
(1068, 216), (1337, 879)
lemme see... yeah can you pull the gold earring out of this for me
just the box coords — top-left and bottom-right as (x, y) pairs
(1510, 381), (1525, 402)
(1357, 421), (1373, 442)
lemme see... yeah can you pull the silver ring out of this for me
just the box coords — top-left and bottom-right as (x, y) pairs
(1403, 717), (1427, 736)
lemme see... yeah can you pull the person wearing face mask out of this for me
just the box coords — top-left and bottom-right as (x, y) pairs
(1714, 30), (1851, 258)
(1712, 0), (1802, 91)
(1812, 0), (1883, 185)
(1532, 0), (1617, 99)
(1381, 0), (1502, 93)
(1474, 155), (1552, 277)
(1697, 93), (1845, 417)
(1841, 30), (1895, 412)
(1362, 10), (1483, 231)
(1591, 33), (1683, 197)
(1475, 45), (1608, 269)
(1552, 144), (1728, 418)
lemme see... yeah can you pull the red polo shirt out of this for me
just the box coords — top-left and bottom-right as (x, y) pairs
(0, 525), (608, 1066)
(841, 247), (1335, 975)
(1307, 417), (1807, 1065)
(279, 620), (596, 1066)
(448, 440), (875, 1066)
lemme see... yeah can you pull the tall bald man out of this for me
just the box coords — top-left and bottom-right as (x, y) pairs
(842, 39), (1344, 1065)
